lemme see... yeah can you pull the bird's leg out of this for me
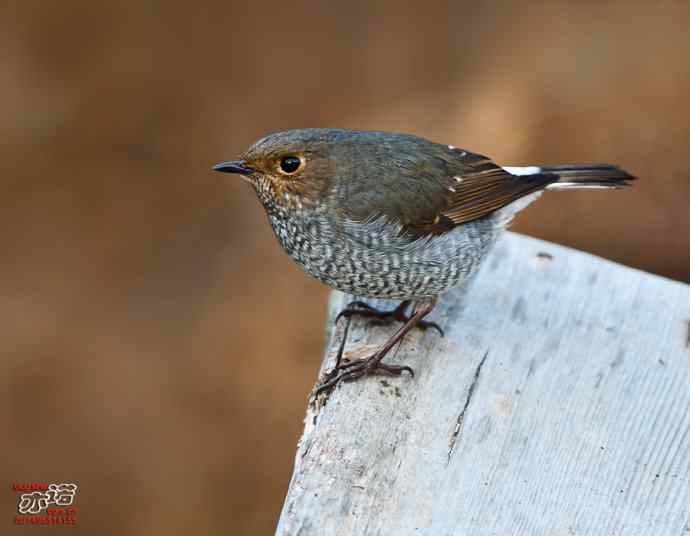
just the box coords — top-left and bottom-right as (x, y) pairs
(336, 299), (443, 336)
(331, 312), (352, 372)
(316, 298), (438, 396)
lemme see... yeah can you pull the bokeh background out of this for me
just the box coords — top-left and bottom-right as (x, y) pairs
(2, 1), (689, 534)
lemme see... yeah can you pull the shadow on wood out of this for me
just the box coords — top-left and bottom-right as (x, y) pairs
(277, 232), (690, 536)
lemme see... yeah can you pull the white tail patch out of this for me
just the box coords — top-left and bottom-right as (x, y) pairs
(503, 166), (542, 176)
(546, 183), (616, 191)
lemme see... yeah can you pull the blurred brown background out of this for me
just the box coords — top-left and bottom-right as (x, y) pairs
(2, 1), (689, 534)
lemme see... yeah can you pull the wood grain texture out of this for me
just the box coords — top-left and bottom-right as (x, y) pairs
(276, 232), (690, 536)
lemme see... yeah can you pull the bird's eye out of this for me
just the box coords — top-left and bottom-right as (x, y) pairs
(279, 155), (302, 174)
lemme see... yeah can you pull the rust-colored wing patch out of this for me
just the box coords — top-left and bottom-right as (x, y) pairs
(442, 166), (554, 225)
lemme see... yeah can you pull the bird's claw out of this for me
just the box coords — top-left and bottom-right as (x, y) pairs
(336, 300), (444, 336)
(314, 356), (414, 397)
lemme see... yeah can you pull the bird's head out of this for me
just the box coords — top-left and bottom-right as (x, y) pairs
(213, 129), (355, 212)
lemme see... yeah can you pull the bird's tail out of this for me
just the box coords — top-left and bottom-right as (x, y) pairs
(504, 164), (636, 191)
(495, 163), (635, 227)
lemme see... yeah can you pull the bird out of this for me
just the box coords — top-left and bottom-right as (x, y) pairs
(213, 128), (635, 394)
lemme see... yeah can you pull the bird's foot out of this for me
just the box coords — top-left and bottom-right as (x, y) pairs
(336, 300), (444, 336)
(314, 354), (414, 397)
(313, 297), (438, 399)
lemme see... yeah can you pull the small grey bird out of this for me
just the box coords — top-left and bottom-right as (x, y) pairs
(214, 129), (635, 393)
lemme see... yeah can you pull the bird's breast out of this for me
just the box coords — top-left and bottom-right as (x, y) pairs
(266, 209), (498, 299)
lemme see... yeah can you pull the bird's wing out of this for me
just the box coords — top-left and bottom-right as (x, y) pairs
(424, 148), (555, 232)
(335, 139), (555, 236)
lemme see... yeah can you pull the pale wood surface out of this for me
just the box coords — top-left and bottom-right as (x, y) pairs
(276, 232), (690, 536)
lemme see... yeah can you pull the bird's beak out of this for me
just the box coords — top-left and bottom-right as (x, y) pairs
(212, 160), (256, 175)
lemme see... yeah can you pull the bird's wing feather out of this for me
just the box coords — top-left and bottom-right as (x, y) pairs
(335, 136), (555, 236)
(433, 150), (554, 228)
(406, 148), (555, 234)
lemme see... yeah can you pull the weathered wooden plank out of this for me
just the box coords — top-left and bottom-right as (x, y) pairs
(276, 232), (690, 536)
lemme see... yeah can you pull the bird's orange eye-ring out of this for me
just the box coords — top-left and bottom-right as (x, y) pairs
(278, 155), (303, 175)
